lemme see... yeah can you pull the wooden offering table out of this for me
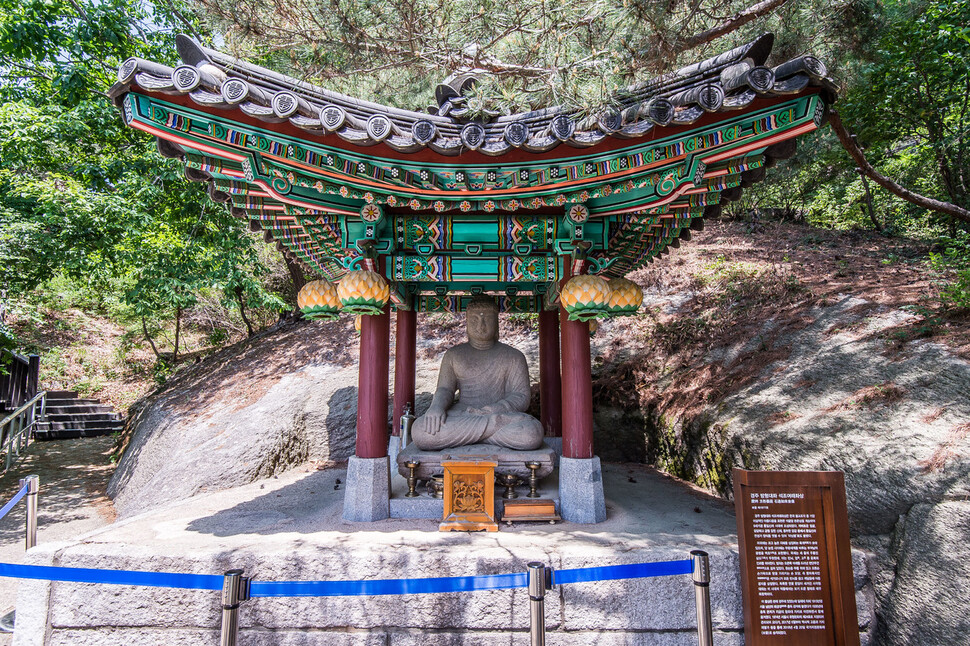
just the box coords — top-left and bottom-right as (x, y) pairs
(440, 459), (498, 532)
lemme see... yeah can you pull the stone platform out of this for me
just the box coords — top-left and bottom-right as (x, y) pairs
(395, 441), (557, 481)
(12, 463), (875, 645)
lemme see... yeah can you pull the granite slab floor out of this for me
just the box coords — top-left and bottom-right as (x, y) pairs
(8, 462), (873, 645)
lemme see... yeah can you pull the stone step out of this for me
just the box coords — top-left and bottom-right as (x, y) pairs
(33, 427), (121, 440)
(35, 390), (124, 441)
(34, 423), (124, 439)
(44, 404), (117, 416)
(45, 398), (102, 406)
(35, 419), (123, 430)
(34, 420), (124, 440)
(43, 412), (122, 423)
(43, 390), (78, 399)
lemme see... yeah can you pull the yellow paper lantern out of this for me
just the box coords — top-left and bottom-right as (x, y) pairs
(606, 277), (643, 316)
(337, 270), (390, 315)
(560, 275), (612, 321)
(297, 279), (340, 320)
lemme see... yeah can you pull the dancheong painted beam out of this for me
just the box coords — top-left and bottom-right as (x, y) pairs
(110, 34), (836, 313)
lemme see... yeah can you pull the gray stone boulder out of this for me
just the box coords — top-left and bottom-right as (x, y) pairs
(635, 295), (970, 646)
(715, 297), (970, 536)
(878, 499), (970, 644)
(109, 320), (366, 517)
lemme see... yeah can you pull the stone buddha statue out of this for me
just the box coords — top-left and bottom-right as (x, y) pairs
(411, 296), (544, 451)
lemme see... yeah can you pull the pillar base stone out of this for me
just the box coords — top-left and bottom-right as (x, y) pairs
(559, 456), (607, 524)
(343, 456), (390, 522)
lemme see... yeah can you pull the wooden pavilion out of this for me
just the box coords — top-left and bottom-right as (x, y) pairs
(110, 34), (835, 523)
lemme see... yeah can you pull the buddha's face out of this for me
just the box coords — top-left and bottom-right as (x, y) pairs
(466, 306), (499, 349)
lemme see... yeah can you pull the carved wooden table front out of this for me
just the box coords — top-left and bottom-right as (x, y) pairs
(439, 459), (498, 532)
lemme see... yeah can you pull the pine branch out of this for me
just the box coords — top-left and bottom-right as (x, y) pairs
(829, 111), (970, 224)
(680, 0), (791, 51)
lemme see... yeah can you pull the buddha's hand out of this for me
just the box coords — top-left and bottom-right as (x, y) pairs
(425, 407), (447, 435)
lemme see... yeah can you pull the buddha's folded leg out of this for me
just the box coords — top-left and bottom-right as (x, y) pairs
(482, 413), (544, 450)
(410, 414), (490, 450)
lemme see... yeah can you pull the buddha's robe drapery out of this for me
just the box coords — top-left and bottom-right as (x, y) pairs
(411, 342), (544, 451)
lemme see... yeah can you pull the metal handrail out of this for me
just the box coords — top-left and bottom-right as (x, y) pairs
(0, 390), (46, 472)
(0, 391), (46, 430)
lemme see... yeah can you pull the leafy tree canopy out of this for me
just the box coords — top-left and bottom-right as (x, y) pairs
(0, 0), (285, 358)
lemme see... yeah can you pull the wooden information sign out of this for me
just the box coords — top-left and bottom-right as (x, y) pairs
(733, 469), (859, 646)
(439, 459), (498, 532)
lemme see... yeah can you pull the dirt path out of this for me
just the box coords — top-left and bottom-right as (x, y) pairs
(0, 437), (117, 643)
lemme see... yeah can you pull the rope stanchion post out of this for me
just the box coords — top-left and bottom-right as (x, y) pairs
(690, 550), (713, 646)
(527, 562), (547, 646)
(21, 475), (38, 550)
(220, 569), (250, 646)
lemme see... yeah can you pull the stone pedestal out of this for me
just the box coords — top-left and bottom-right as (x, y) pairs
(396, 442), (557, 481)
(342, 455), (390, 522)
(559, 456), (607, 524)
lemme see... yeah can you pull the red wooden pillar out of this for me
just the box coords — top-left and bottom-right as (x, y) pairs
(538, 309), (562, 437)
(392, 308), (417, 436)
(560, 309), (594, 459)
(356, 304), (391, 458)
(560, 256), (594, 459)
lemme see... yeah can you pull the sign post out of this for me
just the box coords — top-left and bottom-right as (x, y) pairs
(733, 469), (859, 646)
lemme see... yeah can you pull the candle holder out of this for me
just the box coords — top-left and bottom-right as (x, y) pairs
(526, 461), (542, 498)
(500, 473), (520, 500)
(428, 475), (445, 499)
(405, 460), (420, 498)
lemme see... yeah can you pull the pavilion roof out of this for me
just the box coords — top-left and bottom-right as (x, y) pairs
(109, 35), (836, 313)
(110, 34), (835, 157)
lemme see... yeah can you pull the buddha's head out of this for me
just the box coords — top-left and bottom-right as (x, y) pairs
(465, 296), (500, 350)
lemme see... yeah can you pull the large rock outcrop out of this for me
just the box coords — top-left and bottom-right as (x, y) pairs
(713, 297), (970, 644)
(604, 294), (970, 645)
(108, 320), (367, 517)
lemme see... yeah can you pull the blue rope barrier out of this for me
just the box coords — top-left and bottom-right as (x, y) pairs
(0, 558), (693, 595)
(0, 563), (223, 591)
(250, 571), (528, 597)
(553, 559), (693, 585)
(0, 483), (29, 522)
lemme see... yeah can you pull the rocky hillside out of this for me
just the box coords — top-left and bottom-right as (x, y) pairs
(108, 218), (969, 646)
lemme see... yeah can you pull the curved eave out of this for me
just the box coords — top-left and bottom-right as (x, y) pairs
(122, 86), (825, 224)
(110, 33), (836, 158)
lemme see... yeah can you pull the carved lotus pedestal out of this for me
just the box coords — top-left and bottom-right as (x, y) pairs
(439, 459), (498, 532)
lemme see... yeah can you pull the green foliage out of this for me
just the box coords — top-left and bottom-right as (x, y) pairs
(0, 319), (17, 374)
(202, 0), (874, 115)
(0, 0), (189, 105)
(734, 0), (970, 247)
(840, 0), (970, 212)
(931, 237), (970, 311)
(0, 0), (287, 369)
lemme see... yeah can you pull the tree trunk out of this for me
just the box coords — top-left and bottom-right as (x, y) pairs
(284, 256), (306, 308)
(857, 170), (883, 232)
(142, 316), (161, 360)
(236, 287), (255, 337)
(173, 304), (181, 365)
(829, 111), (970, 224)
